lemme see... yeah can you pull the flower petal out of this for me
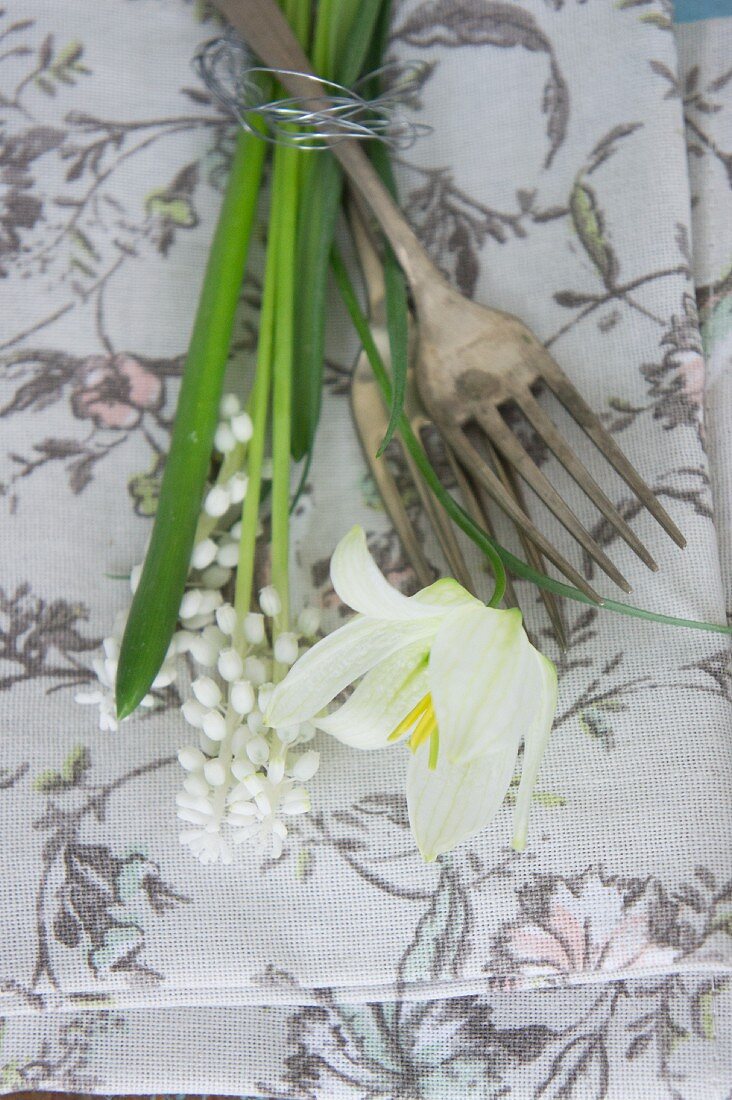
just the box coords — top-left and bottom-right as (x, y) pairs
(407, 738), (520, 861)
(430, 604), (538, 765)
(413, 577), (482, 611)
(318, 639), (431, 749)
(511, 649), (558, 852)
(266, 614), (440, 730)
(331, 526), (474, 620)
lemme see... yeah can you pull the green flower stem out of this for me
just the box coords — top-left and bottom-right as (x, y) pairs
(233, 185), (279, 651)
(312, 0), (335, 73)
(331, 246), (732, 637)
(269, 0), (308, 647)
(291, 0), (388, 461)
(116, 131), (266, 720)
(270, 141), (299, 640)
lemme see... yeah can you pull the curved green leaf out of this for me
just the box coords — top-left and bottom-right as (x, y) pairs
(116, 131), (266, 718)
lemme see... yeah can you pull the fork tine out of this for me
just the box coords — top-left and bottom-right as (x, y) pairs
(475, 405), (632, 593)
(534, 355), (686, 548)
(443, 444), (523, 612)
(440, 420), (603, 603)
(516, 388), (658, 572)
(351, 369), (434, 589)
(482, 441), (568, 649)
(405, 416), (477, 594)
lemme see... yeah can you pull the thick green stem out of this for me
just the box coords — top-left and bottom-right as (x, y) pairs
(233, 189), (279, 648)
(270, 142), (298, 637)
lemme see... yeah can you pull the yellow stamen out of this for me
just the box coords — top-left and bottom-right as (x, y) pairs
(388, 693), (431, 742)
(428, 727), (440, 771)
(408, 707), (436, 752)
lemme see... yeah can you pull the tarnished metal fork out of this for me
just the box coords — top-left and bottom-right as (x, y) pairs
(216, 0), (687, 600)
(349, 200), (568, 646)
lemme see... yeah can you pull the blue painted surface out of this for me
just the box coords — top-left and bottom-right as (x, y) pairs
(675, 0), (732, 23)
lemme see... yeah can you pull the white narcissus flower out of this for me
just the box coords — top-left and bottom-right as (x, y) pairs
(266, 526), (557, 861)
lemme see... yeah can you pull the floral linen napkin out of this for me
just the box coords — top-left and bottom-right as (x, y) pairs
(0, 1), (731, 1096)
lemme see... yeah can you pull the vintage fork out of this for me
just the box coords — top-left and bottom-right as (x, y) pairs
(349, 200), (568, 645)
(214, 0), (686, 601)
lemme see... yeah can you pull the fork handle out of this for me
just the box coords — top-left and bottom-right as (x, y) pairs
(211, 0), (439, 291)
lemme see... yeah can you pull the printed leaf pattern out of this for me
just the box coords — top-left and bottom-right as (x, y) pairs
(0, 1), (730, 1096)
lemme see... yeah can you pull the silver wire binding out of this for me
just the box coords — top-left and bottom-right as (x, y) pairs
(194, 34), (431, 150)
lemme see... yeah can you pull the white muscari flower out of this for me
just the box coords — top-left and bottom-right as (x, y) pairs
(227, 472), (248, 505)
(231, 411), (253, 443)
(178, 745), (206, 771)
(231, 724), (249, 753)
(192, 676), (221, 708)
(218, 647), (243, 683)
(246, 736), (270, 765)
(290, 749), (320, 781)
(216, 603), (237, 636)
(267, 526), (557, 861)
(247, 708), (265, 735)
(274, 632), (299, 666)
(181, 699), (207, 728)
(204, 758), (227, 786)
(214, 422), (237, 455)
(180, 829), (233, 866)
(204, 484), (230, 518)
(188, 628), (222, 667)
(219, 393), (241, 418)
(183, 772), (210, 797)
(244, 655), (268, 685)
(216, 541), (240, 568)
(278, 724), (303, 745)
(75, 630), (174, 733)
(259, 585), (281, 617)
(201, 564), (232, 590)
(191, 538), (218, 571)
(79, 519), (328, 867)
(243, 612), (265, 645)
(202, 710), (227, 741)
(215, 395), (252, 450)
(174, 584), (324, 866)
(174, 629), (195, 654)
(297, 607), (320, 638)
(257, 682), (274, 714)
(230, 679), (255, 716)
(179, 589), (203, 619)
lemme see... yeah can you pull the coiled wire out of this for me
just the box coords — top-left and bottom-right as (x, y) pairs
(194, 33), (430, 150)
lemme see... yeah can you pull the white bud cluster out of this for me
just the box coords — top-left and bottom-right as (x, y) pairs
(77, 393), (322, 865)
(176, 587), (321, 866)
(203, 395), (254, 520)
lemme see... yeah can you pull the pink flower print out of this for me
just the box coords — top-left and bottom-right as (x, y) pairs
(672, 350), (705, 409)
(72, 354), (163, 430)
(505, 875), (677, 981)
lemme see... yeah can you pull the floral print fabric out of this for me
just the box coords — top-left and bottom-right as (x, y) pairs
(0, 1), (731, 1096)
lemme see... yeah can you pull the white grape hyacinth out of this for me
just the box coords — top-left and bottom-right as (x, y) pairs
(176, 586), (321, 866)
(77, 393), (321, 864)
(75, 612), (178, 734)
